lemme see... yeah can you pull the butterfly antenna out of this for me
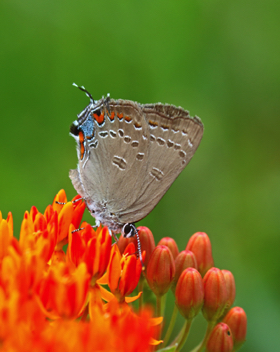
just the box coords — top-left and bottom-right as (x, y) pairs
(72, 83), (95, 104)
(136, 230), (145, 270)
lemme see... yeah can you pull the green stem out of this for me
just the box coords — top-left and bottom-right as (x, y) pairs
(170, 324), (184, 346)
(156, 295), (163, 318)
(161, 293), (167, 317)
(138, 276), (144, 311)
(162, 305), (178, 348)
(176, 319), (193, 352)
(155, 295), (165, 349)
(191, 321), (215, 352)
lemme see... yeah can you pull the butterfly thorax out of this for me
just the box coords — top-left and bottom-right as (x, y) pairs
(84, 197), (124, 234)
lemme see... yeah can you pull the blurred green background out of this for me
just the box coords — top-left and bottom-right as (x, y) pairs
(1, 0), (279, 350)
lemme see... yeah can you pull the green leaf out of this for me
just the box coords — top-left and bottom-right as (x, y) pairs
(157, 344), (178, 352)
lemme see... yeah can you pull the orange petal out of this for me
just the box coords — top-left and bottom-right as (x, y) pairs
(34, 213), (47, 232)
(0, 220), (11, 259)
(124, 291), (142, 303)
(97, 271), (108, 285)
(52, 189), (67, 214)
(34, 294), (61, 320)
(19, 211), (34, 245)
(6, 212), (13, 236)
(68, 224), (85, 266)
(89, 285), (103, 318)
(119, 255), (137, 296)
(149, 337), (163, 346)
(99, 285), (114, 302)
(57, 202), (74, 242)
(150, 316), (164, 326)
(108, 247), (121, 293)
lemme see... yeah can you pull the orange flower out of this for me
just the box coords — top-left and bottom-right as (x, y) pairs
(67, 224), (111, 282)
(1, 244), (45, 303)
(52, 190), (86, 244)
(37, 261), (90, 319)
(19, 206), (58, 262)
(17, 190), (85, 263)
(106, 244), (142, 303)
(0, 211), (14, 261)
(2, 302), (157, 352)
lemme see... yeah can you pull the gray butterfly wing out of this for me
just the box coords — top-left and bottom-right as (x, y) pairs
(117, 103), (203, 223)
(71, 100), (151, 215)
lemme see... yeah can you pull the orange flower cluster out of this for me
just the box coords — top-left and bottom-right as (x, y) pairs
(0, 190), (157, 352)
(0, 190), (247, 352)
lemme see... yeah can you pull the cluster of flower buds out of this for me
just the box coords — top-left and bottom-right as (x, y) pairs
(118, 229), (247, 352)
(0, 190), (247, 352)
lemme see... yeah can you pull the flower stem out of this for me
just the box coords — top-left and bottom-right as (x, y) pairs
(156, 295), (163, 317)
(138, 276), (144, 311)
(191, 321), (215, 352)
(170, 325), (184, 346)
(155, 295), (164, 347)
(176, 319), (192, 352)
(162, 305), (178, 348)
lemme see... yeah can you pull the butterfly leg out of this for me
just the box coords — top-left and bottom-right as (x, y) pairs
(109, 229), (119, 243)
(55, 197), (84, 205)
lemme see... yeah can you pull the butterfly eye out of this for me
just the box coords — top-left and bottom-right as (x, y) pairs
(122, 223), (136, 238)
(70, 122), (80, 136)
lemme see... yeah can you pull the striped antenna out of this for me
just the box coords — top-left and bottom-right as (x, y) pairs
(72, 83), (95, 104)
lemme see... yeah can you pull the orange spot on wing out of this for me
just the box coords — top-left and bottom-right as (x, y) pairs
(79, 131), (85, 160)
(125, 116), (132, 122)
(109, 112), (115, 121)
(149, 120), (158, 127)
(134, 122), (142, 129)
(117, 113), (124, 120)
(93, 112), (105, 125)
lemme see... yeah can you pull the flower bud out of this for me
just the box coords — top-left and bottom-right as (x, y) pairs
(146, 245), (175, 296)
(202, 268), (228, 322)
(175, 268), (204, 320)
(158, 237), (179, 259)
(172, 250), (197, 292)
(206, 323), (233, 352)
(223, 307), (247, 350)
(186, 232), (214, 276)
(137, 227), (155, 267)
(221, 270), (236, 313)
